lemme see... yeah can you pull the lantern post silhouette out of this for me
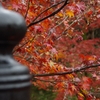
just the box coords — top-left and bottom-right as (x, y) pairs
(0, 3), (31, 100)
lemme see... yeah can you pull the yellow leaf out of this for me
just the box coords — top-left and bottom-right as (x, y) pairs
(67, 74), (74, 79)
(54, 51), (65, 61)
(57, 12), (63, 17)
(66, 10), (74, 18)
(81, 89), (88, 95)
(78, 92), (84, 97)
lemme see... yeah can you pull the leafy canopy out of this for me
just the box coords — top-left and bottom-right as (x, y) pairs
(2, 0), (100, 100)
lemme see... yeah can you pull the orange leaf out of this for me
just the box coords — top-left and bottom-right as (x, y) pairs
(57, 12), (63, 17)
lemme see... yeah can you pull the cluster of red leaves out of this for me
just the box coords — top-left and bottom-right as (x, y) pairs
(2, 0), (100, 99)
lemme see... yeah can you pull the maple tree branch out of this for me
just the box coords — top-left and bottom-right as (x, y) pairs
(48, 16), (68, 36)
(27, 0), (69, 28)
(30, 0), (65, 23)
(13, 0), (68, 53)
(13, 34), (36, 53)
(55, 6), (99, 40)
(32, 64), (100, 77)
(24, 0), (30, 19)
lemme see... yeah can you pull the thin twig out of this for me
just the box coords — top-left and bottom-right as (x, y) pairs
(27, 0), (69, 28)
(48, 16), (68, 36)
(31, 0), (65, 23)
(56, 6), (96, 40)
(13, 0), (69, 53)
(13, 35), (36, 53)
(24, 0), (30, 19)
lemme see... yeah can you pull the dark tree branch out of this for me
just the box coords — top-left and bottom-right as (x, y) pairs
(32, 64), (100, 77)
(13, 35), (36, 53)
(13, 0), (69, 53)
(30, 0), (65, 23)
(24, 0), (30, 19)
(27, 0), (69, 28)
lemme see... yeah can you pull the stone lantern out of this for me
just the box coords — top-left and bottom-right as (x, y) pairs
(0, 3), (31, 100)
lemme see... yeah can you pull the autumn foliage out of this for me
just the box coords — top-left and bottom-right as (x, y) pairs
(1, 0), (100, 99)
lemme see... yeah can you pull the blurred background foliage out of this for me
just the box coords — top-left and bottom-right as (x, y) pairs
(31, 86), (57, 100)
